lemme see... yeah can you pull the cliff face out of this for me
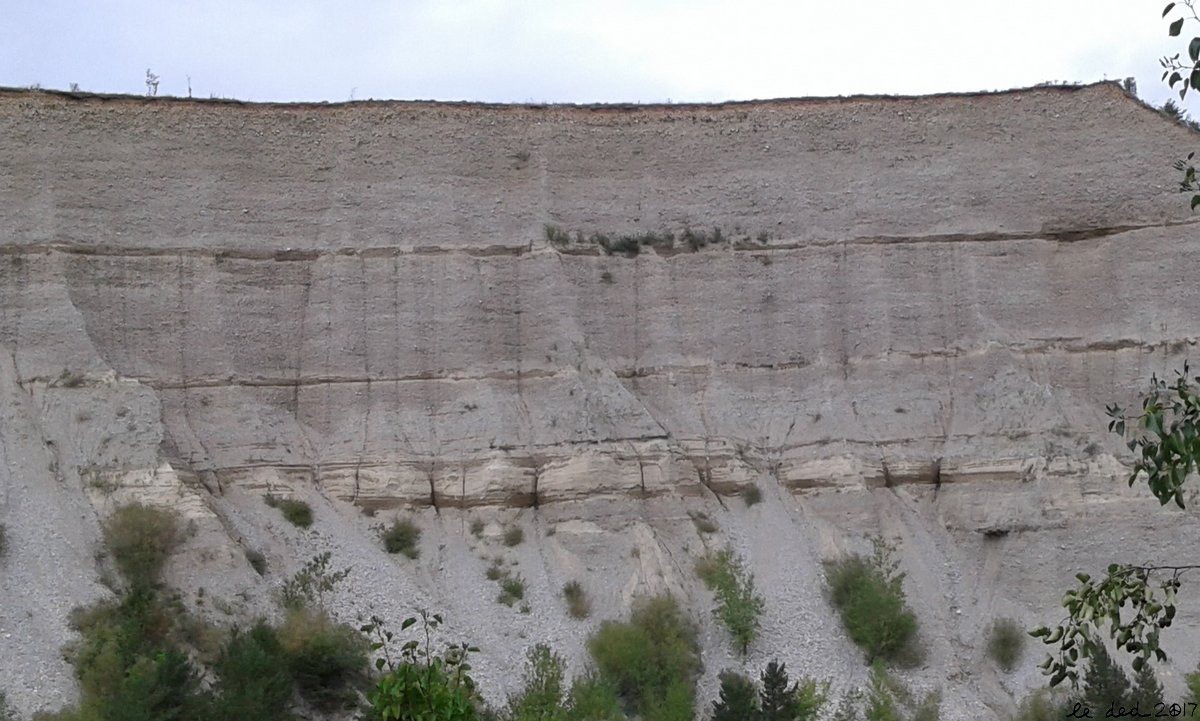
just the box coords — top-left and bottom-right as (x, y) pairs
(1, 83), (1199, 719)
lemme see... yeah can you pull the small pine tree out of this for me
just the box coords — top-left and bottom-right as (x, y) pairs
(1076, 640), (1132, 714)
(760, 661), (796, 721)
(755, 660), (828, 721)
(713, 671), (761, 721)
(1130, 662), (1164, 714)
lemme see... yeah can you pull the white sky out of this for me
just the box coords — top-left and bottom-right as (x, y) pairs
(1, 0), (1196, 112)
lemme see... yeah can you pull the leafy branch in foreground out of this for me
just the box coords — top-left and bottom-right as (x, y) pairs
(1159, 3), (1200, 206)
(1106, 363), (1200, 509)
(1031, 564), (1200, 687)
(1035, 361), (1200, 687)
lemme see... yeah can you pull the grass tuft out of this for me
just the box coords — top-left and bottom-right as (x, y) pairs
(741, 485), (763, 507)
(563, 580), (591, 619)
(986, 617), (1026, 672)
(503, 525), (525, 547)
(498, 574), (527, 606)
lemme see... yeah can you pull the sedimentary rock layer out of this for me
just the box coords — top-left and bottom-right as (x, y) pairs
(3, 83), (1200, 719)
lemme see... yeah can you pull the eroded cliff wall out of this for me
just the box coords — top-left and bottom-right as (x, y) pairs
(1, 83), (1199, 719)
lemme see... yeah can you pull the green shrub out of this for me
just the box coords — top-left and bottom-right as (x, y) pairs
(742, 486), (764, 507)
(469, 518), (485, 538)
(563, 581), (590, 620)
(498, 574), (527, 607)
(587, 596), (700, 721)
(52, 584), (211, 721)
(103, 505), (181, 588)
(825, 538), (920, 665)
(277, 607), (369, 710)
(264, 495), (313, 528)
(278, 552), (351, 611)
(0, 523), (7, 558)
(1188, 664), (1200, 705)
(383, 518), (421, 559)
(503, 526), (525, 547)
(101, 648), (205, 721)
(565, 673), (623, 721)
(695, 549), (765, 655)
(986, 618), (1025, 672)
(244, 549), (267, 576)
(507, 644), (568, 721)
(208, 621), (293, 721)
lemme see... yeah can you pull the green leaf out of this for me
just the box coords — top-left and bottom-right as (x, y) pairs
(1171, 17), (1186, 36)
(401, 617), (417, 630)
(1166, 3), (1177, 17)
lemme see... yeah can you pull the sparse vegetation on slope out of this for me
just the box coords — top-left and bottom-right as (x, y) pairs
(825, 538), (920, 666)
(831, 662), (939, 721)
(382, 517), (421, 559)
(498, 574), (527, 607)
(563, 581), (591, 620)
(264, 494), (313, 529)
(695, 549), (765, 655)
(544, 224), (770, 257)
(103, 504), (181, 589)
(503, 525), (524, 547)
(41, 514), (373, 721)
(986, 618), (1025, 672)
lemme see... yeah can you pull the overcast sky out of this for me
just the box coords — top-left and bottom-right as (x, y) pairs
(1, 1), (1196, 112)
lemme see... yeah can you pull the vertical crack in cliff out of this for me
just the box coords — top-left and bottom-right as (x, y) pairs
(294, 258), (320, 482)
(512, 248), (533, 452)
(426, 463), (438, 511)
(390, 255), (417, 464)
(173, 254), (217, 484)
(353, 254), (371, 505)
